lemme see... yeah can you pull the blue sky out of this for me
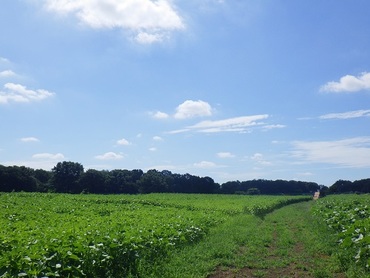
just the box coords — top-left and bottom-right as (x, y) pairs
(1, 0), (370, 186)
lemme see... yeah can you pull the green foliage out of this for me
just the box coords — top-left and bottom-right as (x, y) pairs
(0, 193), (308, 277)
(52, 161), (84, 193)
(312, 194), (370, 274)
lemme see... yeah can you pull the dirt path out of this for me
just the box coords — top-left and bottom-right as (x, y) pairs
(208, 201), (345, 278)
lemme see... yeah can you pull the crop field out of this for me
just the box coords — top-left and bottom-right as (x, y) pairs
(312, 194), (370, 272)
(1, 193), (369, 278)
(0, 193), (309, 277)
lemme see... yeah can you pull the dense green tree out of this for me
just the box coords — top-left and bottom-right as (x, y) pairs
(108, 169), (141, 194)
(52, 161), (84, 193)
(352, 178), (370, 193)
(138, 169), (168, 193)
(220, 181), (241, 194)
(0, 165), (37, 192)
(329, 180), (353, 193)
(4, 162), (370, 195)
(80, 169), (109, 194)
(34, 169), (53, 192)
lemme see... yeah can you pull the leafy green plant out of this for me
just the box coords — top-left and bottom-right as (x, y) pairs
(312, 194), (370, 274)
(0, 192), (310, 277)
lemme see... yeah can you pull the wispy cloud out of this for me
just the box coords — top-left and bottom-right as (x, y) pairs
(193, 161), (218, 169)
(170, 114), (269, 133)
(320, 72), (370, 93)
(32, 153), (64, 160)
(291, 137), (370, 167)
(153, 136), (163, 141)
(251, 153), (272, 166)
(217, 152), (235, 158)
(0, 83), (55, 104)
(0, 57), (10, 63)
(95, 152), (124, 160)
(21, 137), (40, 143)
(319, 109), (370, 120)
(262, 124), (286, 130)
(41, 0), (185, 44)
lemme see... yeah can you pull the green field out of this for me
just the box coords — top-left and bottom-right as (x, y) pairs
(0, 193), (368, 277)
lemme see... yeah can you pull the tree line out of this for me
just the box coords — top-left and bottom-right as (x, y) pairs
(1, 161), (368, 195)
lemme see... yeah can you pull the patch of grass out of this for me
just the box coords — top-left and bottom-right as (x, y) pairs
(144, 201), (349, 278)
(141, 214), (262, 277)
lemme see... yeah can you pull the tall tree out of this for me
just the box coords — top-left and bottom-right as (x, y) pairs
(80, 169), (109, 194)
(138, 169), (168, 193)
(52, 161), (84, 193)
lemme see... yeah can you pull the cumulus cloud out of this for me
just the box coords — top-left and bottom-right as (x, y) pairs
(0, 70), (16, 78)
(319, 109), (370, 120)
(32, 153), (64, 160)
(0, 83), (54, 104)
(117, 138), (131, 145)
(152, 111), (169, 119)
(320, 72), (370, 93)
(292, 137), (370, 167)
(95, 152), (123, 160)
(21, 137), (40, 143)
(217, 152), (235, 158)
(174, 100), (213, 119)
(42, 0), (185, 44)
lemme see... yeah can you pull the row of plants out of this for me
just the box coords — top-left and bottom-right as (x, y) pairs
(0, 193), (310, 277)
(312, 194), (370, 273)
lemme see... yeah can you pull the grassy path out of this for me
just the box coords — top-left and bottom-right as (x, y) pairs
(143, 201), (347, 278)
(209, 201), (344, 278)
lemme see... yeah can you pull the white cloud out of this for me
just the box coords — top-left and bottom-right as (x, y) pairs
(135, 32), (165, 44)
(217, 152), (235, 158)
(153, 136), (163, 141)
(292, 137), (370, 167)
(187, 114), (268, 133)
(152, 111), (169, 119)
(174, 100), (213, 119)
(42, 0), (185, 44)
(320, 72), (370, 93)
(262, 124), (286, 130)
(95, 152), (124, 160)
(117, 138), (131, 145)
(319, 109), (370, 120)
(149, 147), (157, 152)
(251, 153), (263, 160)
(0, 83), (54, 104)
(193, 161), (218, 168)
(0, 70), (16, 78)
(251, 153), (272, 166)
(32, 153), (64, 160)
(21, 137), (40, 143)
